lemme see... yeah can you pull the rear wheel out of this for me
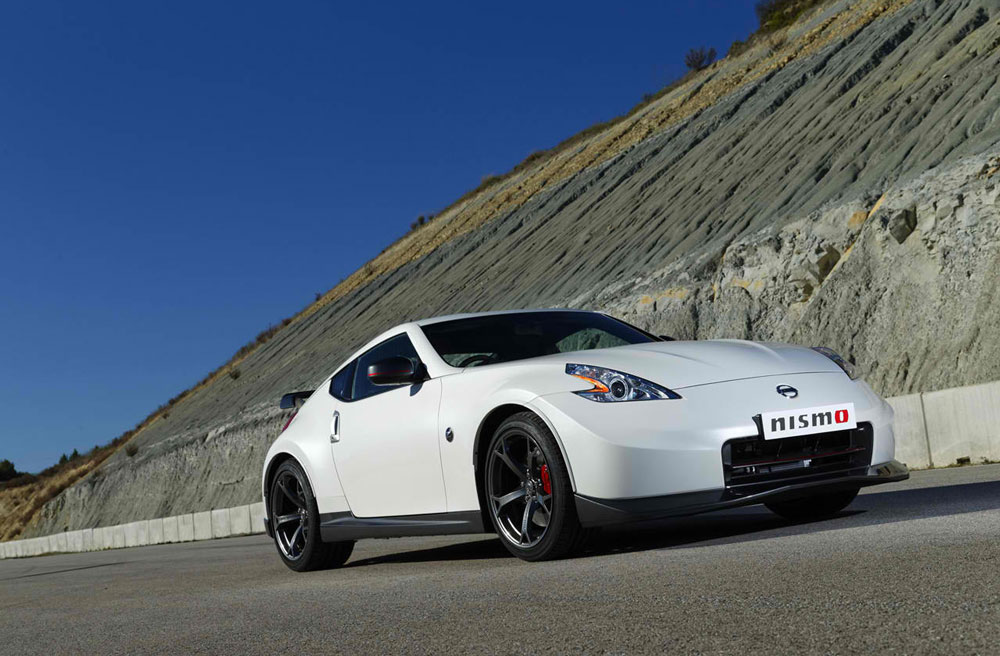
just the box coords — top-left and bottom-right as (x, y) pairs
(269, 459), (354, 572)
(485, 412), (584, 561)
(765, 488), (859, 521)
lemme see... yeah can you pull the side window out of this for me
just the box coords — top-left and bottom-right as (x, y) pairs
(352, 333), (420, 402)
(328, 360), (357, 401)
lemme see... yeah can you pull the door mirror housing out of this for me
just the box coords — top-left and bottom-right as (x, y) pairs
(279, 390), (313, 409)
(367, 356), (422, 386)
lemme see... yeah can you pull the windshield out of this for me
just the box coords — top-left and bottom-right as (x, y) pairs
(420, 311), (656, 368)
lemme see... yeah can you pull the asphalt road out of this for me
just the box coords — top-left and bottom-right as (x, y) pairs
(3, 465), (1000, 655)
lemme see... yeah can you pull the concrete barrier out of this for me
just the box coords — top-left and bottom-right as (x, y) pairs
(67, 530), (83, 553)
(82, 529), (94, 552)
(249, 502), (266, 535)
(125, 521), (146, 548)
(211, 508), (232, 539)
(0, 504), (271, 559)
(886, 394), (932, 469)
(922, 381), (1000, 467)
(93, 527), (108, 550)
(162, 516), (179, 543)
(124, 522), (137, 548)
(178, 514), (195, 542)
(229, 505), (251, 536)
(148, 518), (165, 545)
(193, 511), (212, 541)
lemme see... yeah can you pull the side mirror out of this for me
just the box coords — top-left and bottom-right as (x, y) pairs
(367, 356), (422, 386)
(279, 390), (313, 409)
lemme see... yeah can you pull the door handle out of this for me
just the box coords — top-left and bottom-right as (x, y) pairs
(330, 411), (340, 443)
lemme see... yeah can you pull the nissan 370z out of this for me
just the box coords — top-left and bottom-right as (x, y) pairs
(261, 309), (908, 570)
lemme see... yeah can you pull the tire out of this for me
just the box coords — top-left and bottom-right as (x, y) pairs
(484, 411), (585, 561)
(764, 487), (860, 521)
(269, 459), (355, 572)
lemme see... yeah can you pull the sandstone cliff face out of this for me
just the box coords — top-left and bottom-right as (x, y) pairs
(28, 0), (1000, 535)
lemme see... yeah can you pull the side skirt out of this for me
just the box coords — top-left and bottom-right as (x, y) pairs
(319, 510), (486, 542)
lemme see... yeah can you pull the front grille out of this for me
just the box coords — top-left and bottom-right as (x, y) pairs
(721, 423), (873, 496)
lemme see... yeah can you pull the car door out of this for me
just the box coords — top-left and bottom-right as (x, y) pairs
(330, 332), (447, 518)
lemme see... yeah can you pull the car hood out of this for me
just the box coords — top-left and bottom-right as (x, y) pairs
(526, 339), (844, 390)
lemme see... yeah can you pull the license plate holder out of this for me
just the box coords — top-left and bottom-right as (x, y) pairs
(760, 403), (856, 440)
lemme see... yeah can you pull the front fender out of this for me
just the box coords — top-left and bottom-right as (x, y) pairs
(438, 363), (583, 513)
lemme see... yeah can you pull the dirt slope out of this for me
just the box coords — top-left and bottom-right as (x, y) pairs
(13, 0), (1000, 537)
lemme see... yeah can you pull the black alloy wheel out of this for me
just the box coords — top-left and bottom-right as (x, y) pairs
(269, 459), (354, 572)
(485, 412), (586, 561)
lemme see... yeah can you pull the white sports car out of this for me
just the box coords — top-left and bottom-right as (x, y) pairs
(262, 309), (908, 570)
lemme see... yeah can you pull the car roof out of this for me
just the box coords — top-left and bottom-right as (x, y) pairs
(413, 308), (592, 327)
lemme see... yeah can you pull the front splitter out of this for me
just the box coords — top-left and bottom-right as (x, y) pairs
(574, 460), (909, 527)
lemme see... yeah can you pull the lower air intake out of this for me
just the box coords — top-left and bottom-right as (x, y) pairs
(721, 423), (874, 496)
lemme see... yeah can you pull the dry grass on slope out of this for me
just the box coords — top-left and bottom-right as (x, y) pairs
(0, 449), (115, 541)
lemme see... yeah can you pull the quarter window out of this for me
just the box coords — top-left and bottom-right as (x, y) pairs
(329, 360), (357, 401)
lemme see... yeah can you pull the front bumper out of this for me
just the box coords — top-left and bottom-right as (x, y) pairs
(574, 460), (909, 527)
(532, 372), (897, 500)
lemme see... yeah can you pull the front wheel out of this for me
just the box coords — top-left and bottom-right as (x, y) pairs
(765, 488), (859, 521)
(269, 459), (355, 572)
(485, 412), (585, 561)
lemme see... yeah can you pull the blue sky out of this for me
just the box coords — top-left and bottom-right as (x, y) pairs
(0, 1), (759, 472)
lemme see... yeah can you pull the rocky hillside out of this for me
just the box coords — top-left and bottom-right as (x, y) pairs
(18, 0), (1000, 536)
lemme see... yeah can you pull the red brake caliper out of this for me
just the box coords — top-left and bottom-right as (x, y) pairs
(540, 464), (552, 495)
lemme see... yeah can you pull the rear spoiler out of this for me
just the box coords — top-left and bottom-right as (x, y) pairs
(279, 391), (312, 410)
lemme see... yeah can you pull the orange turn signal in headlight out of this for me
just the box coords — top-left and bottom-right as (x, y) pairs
(570, 374), (610, 394)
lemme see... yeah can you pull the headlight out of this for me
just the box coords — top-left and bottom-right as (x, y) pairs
(566, 363), (681, 402)
(811, 347), (859, 379)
